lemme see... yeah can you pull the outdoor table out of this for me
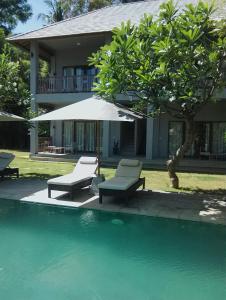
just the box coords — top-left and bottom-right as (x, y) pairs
(47, 146), (56, 153)
(54, 147), (65, 154)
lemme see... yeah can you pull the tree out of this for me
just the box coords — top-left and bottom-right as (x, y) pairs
(0, 0), (32, 34)
(88, 0), (112, 12)
(0, 47), (30, 116)
(0, 45), (31, 149)
(38, 0), (65, 24)
(89, 0), (226, 188)
(39, 0), (113, 24)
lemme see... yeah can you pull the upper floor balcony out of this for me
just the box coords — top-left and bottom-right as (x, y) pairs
(37, 74), (98, 94)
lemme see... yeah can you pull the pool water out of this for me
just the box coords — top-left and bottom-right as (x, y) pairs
(0, 199), (225, 300)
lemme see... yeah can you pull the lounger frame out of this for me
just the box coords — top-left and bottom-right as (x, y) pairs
(48, 177), (93, 200)
(99, 177), (145, 204)
(0, 167), (19, 180)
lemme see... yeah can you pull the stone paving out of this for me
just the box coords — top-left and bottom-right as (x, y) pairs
(0, 178), (225, 225)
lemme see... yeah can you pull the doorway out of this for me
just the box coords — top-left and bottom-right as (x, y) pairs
(120, 122), (135, 155)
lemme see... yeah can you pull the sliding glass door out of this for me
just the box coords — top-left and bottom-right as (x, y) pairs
(76, 122), (85, 151)
(212, 123), (226, 154)
(85, 122), (95, 152)
(63, 121), (73, 150)
(63, 67), (74, 91)
(75, 121), (96, 152)
(168, 121), (226, 158)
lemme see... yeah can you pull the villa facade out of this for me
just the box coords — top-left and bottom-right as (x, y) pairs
(8, 1), (226, 163)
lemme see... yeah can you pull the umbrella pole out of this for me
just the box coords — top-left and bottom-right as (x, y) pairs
(96, 120), (100, 176)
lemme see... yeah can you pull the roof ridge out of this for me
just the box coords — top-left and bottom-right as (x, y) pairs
(7, 0), (150, 40)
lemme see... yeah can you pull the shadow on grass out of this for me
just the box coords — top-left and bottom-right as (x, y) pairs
(179, 186), (226, 195)
(19, 173), (63, 180)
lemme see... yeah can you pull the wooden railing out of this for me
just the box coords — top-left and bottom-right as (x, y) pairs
(37, 75), (97, 93)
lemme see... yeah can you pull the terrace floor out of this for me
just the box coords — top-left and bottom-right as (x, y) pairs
(33, 153), (226, 174)
(0, 178), (225, 225)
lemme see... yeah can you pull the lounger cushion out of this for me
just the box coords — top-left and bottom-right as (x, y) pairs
(47, 156), (98, 187)
(116, 160), (142, 179)
(80, 157), (97, 164)
(0, 152), (14, 159)
(0, 152), (15, 171)
(120, 159), (140, 167)
(98, 176), (138, 190)
(47, 173), (94, 186)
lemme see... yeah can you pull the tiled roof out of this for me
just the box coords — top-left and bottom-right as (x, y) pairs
(8, 0), (224, 42)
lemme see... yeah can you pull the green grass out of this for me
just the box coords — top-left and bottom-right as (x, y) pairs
(5, 149), (226, 194)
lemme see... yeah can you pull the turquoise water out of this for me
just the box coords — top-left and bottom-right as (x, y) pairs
(0, 199), (225, 300)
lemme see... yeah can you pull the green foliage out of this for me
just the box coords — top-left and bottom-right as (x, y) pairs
(90, 0), (226, 119)
(40, 61), (50, 78)
(0, 47), (30, 116)
(0, 29), (5, 53)
(38, 0), (145, 25)
(38, 0), (65, 24)
(0, 0), (32, 34)
(88, 0), (112, 11)
(39, 0), (113, 24)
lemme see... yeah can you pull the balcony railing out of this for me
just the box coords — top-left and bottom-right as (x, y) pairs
(37, 75), (97, 94)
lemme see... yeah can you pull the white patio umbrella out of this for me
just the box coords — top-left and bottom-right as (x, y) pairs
(31, 96), (143, 175)
(0, 111), (25, 122)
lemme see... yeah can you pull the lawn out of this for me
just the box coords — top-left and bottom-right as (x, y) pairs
(6, 149), (226, 194)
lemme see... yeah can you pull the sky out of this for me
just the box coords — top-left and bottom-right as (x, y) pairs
(14, 0), (47, 34)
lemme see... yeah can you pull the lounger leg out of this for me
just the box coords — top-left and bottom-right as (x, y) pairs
(143, 178), (145, 190)
(99, 193), (102, 204)
(48, 187), (51, 198)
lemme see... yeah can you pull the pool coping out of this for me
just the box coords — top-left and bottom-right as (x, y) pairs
(0, 178), (225, 226)
(0, 187), (225, 226)
(2, 196), (226, 229)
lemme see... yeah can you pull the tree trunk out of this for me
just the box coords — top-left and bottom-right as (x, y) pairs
(167, 118), (196, 189)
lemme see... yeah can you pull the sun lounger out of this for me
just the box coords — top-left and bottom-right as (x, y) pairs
(47, 156), (98, 199)
(0, 152), (19, 180)
(98, 159), (145, 204)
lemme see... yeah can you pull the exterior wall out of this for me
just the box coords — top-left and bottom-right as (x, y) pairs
(50, 121), (63, 147)
(109, 122), (121, 156)
(195, 102), (226, 121)
(36, 92), (95, 105)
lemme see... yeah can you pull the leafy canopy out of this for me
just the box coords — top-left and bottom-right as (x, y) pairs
(90, 0), (226, 119)
(0, 0), (32, 34)
(38, 0), (144, 24)
(0, 46), (30, 116)
(38, 0), (113, 24)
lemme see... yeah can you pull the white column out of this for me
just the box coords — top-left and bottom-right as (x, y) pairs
(30, 41), (39, 154)
(102, 121), (110, 158)
(146, 106), (154, 160)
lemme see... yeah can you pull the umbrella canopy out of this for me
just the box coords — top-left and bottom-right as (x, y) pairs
(31, 96), (142, 122)
(0, 111), (25, 122)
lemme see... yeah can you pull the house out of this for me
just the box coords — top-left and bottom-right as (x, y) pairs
(7, 0), (226, 166)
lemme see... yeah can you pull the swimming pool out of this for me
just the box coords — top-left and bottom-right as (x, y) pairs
(0, 199), (225, 300)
